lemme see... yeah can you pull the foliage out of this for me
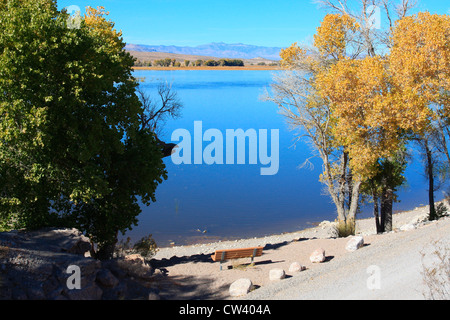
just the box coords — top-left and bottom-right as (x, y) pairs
(0, 1), (167, 259)
(204, 59), (219, 66)
(273, 4), (443, 233)
(435, 203), (449, 219)
(154, 58), (173, 67)
(315, 56), (428, 179)
(313, 13), (360, 60)
(218, 59), (244, 67)
(114, 234), (158, 259)
(132, 235), (158, 258)
(390, 12), (450, 113)
(335, 218), (355, 238)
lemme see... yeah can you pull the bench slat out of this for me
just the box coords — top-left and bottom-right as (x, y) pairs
(211, 246), (264, 262)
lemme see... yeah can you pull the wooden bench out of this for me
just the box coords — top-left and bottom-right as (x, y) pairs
(211, 246), (264, 270)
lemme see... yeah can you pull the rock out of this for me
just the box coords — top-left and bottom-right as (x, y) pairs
(289, 262), (306, 273)
(96, 269), (119, 288)
(345, 236), (364, 252)
(24, 228), (91, 255)
(64, 283), (103, 300)
(0, 228), (161, 300)
(269, 268), (286, 281)
(310, 248), (326, 263)
(229, 278), (253, 297)
(318, 221), (332, 228)
(114, 254), (154, 280)
(318, 221), (338, 237)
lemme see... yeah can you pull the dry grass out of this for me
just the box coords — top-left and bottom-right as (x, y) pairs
(336, 219), (356, 238)
(421, 238), (450, 300)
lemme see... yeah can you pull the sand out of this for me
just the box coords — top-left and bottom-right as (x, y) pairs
(148, 204), (448, 300)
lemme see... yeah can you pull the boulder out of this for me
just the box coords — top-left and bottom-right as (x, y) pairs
(269, 268), (286, 281)
(229, 278), (253, 297)
(0, 228), (159, 300)
(289, 262), (306, 273)
(96, 268), (119, 288)
(310, 248), (326, 263)
(345, 236), (364, 252)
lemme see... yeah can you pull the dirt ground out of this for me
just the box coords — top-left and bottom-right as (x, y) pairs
(148, 205), (438, 300)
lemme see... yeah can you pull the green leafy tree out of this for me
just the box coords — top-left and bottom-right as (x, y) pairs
(0, 1), (167, 259)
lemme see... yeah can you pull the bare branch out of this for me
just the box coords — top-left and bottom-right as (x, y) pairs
(137, 82), (183, 135)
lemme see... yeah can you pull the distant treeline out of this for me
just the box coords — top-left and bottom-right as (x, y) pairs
(134, 58), (246, 67)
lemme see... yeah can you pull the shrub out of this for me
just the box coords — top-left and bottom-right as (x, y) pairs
(336, 218), (355, 238)
(435, 202), (449, 219)
(115, 234), (158, 259)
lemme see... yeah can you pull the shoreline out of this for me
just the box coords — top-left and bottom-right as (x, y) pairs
(153, 202), (435, 260)
(133, 66), (281, 71)
(149, 202), (449, 300)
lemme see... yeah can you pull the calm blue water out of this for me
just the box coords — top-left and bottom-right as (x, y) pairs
(123, 70), (433, 247)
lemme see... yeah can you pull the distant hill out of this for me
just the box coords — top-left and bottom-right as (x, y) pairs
(125, 42), (282, 61)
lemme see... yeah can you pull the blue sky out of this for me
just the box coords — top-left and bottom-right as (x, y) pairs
(57, 0), (450, 48)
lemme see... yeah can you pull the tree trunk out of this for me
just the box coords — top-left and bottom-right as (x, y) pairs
(347, 179), (362, 234)
(425, 142), (437, 221)
(94, 231), (119, 260)
(373, 191), (382, 234)
(380, 186), (393, 232)
(348, 179), (362, 220)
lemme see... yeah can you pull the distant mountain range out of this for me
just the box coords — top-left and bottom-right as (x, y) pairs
(125, 42), (282, 61)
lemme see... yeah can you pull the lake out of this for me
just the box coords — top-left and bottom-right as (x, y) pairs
(123, 70), (434, 247)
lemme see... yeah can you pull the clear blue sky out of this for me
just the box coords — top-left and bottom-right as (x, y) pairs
(57, 0), (450, 48)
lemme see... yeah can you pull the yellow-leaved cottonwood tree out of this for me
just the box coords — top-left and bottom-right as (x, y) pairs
(269, 1), (449, 234)
(390, 12), (450, 220)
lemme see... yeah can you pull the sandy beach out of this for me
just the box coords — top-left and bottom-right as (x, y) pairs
(148, 203), (450, 300)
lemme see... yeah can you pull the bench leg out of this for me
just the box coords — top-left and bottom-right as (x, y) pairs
(250, 248), (258, 265)
(220, 251), (226, 271)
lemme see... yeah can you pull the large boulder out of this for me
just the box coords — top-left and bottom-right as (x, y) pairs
(229, 278), (253, 297)
(289, 262), (306, 273)
(269, 268), (286, 281)
(345, 236), (364, 252)
(310, 248), (326, 263)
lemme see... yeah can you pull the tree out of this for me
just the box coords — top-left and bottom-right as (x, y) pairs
(0, 1), (168, 259)
(204, 60), (219, 67)
(274, 2), (422, 233)
(194, 59), (204, 66)
(390, 12), (450, 221)
(270, 14), (363, 230)
(361, 147), (408, 233)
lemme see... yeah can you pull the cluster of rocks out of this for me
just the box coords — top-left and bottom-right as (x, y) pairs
(228, 235), (365, 297)
(0, 228), (161, 300)
(398, 213), (431, 232)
